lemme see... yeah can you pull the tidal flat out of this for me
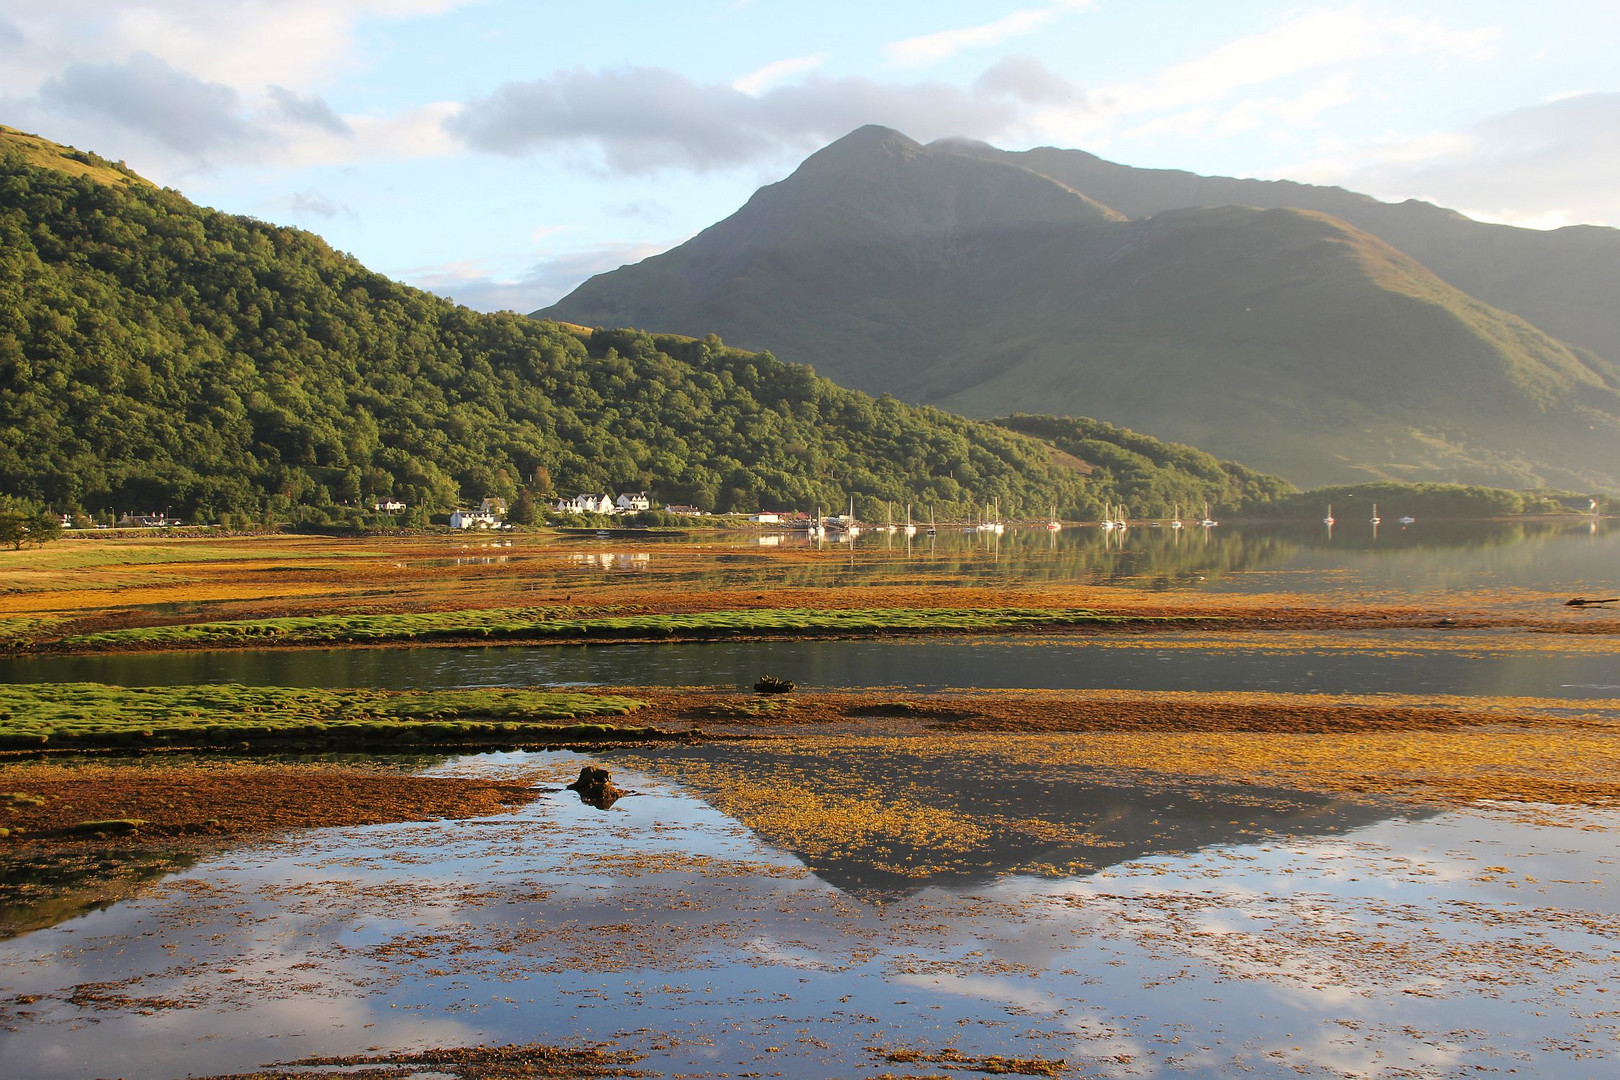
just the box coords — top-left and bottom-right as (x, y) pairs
(1, 525), (1617, 1077)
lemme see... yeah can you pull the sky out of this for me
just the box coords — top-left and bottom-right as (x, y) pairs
(2, 0), (1617, 313)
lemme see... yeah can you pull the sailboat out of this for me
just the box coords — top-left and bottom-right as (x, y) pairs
(988, 497), (1005, 535)
(1200, 501), (1218, 528)
(807, 506), (824, 538)
(902, 503), (917, 537)
(1369, 503), (1381, 525)
(1170, 503), (1184, 530)
(837, 495), (861, 538)
(1324, 504), (1335, 526)
(1045, 504), (1062, 531)
(882, 501), (897, 534)
(925, 506), (936, 536)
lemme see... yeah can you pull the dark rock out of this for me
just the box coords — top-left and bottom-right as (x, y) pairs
(566, 766), (626, 810)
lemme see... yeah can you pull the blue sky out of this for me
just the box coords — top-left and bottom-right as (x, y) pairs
(3, 1), (1617, 312)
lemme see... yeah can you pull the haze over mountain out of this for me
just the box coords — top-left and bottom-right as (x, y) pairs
(542, 127), (1620, 492)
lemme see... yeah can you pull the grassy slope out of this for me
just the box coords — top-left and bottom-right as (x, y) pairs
(935, 208), (1620, 488)
(947, 139), (1620, 374)
(0, 125), (150, 189)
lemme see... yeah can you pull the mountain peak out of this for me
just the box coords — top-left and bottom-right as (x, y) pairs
(794, 125), (925, 178)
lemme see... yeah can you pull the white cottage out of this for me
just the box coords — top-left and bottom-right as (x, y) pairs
(556, 494), (615, 514)
(615, 491), (651, 512)
(450, 509), (499, 529)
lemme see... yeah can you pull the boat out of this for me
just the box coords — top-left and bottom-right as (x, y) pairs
(925, 506), (937, 536)
(1369, 503), (1381, 525)
(1170, 503), (1184, 530)
(1399, 515), (1416, 525)
(842, 496), (861, 538)
(1045, 504), (1062, 532)
(987, 498), (1005, 535)
(902, 503), (917, 537)
(882, 502), (897, 533)
(1200, 501), (1218, 528)
(1324, 504), (1335, 526)
(807, 506), (824, 538)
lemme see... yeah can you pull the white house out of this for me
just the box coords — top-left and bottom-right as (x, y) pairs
(615, 491), (651, 512)
(450, 509), (499, 529)
(372, 500), (406, 512)
(555, 493), (615, 514)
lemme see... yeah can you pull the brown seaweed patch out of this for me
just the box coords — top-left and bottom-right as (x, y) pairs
(871, 1045), (1070, 1075)
(189, 1041), (644, 1079)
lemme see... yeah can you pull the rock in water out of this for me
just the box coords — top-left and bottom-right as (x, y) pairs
(566, 766), (626, 810)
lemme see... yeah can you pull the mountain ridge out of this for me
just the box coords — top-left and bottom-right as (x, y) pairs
(931, 137), (1620, 372)
(542, 126), (1620, 491)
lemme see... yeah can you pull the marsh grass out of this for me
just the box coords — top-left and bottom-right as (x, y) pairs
(0, 682), (648, 749)
(58, 606), (1172, 651)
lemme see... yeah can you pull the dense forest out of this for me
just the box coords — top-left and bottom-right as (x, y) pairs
(0, 137), (1101, 525)
(994, 415), (1294, 517)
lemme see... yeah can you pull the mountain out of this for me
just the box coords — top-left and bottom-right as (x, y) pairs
(0, 125), (1289, 524)
(932, 138), (1620, 378)
(542, 127), (1620, 492)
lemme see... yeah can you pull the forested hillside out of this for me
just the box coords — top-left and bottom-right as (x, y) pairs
(0, 128), (1292, 525)
(994, 415), (1294, 515)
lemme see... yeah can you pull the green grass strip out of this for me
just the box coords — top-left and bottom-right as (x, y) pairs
(57, 606), (1184, 651)
(0, 682), (648, 749)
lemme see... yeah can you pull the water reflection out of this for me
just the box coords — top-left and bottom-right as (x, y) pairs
(623, 744), (1401, 897)
(0, 751), (1614, 1079)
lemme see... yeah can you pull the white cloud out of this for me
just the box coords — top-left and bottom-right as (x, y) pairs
(1, 2), (469, 177)
(1285, 92), (1620, 227)
(1095, 6), (1500, 117)
(974, 55), (1084, 105)
(409, 241), (670, 313)
(733, 52), (830, 96)
(287, 188), (357, 220)
(38, 52), (260, 157)
(2, 0), (472, 94)
(445, 67), (1017, 174)
(884, 1), (1096, 68)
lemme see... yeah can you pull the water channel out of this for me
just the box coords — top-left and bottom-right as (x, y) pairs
(4, 631), (1619, 700)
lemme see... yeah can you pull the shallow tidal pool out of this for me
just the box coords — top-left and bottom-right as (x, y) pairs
(1, 750), (1616, 1079)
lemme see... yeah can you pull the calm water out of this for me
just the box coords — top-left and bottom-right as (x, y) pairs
(1, 749), (1614, 1079)
(5, 631), (1618, 699)
(553, 518), (1620, 597)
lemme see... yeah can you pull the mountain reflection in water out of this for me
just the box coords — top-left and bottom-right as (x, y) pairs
(626, 744), (1403, 897)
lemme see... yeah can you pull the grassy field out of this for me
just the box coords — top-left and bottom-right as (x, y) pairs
(54, 605), (1169, 651)
(0, 683), (651, 749)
